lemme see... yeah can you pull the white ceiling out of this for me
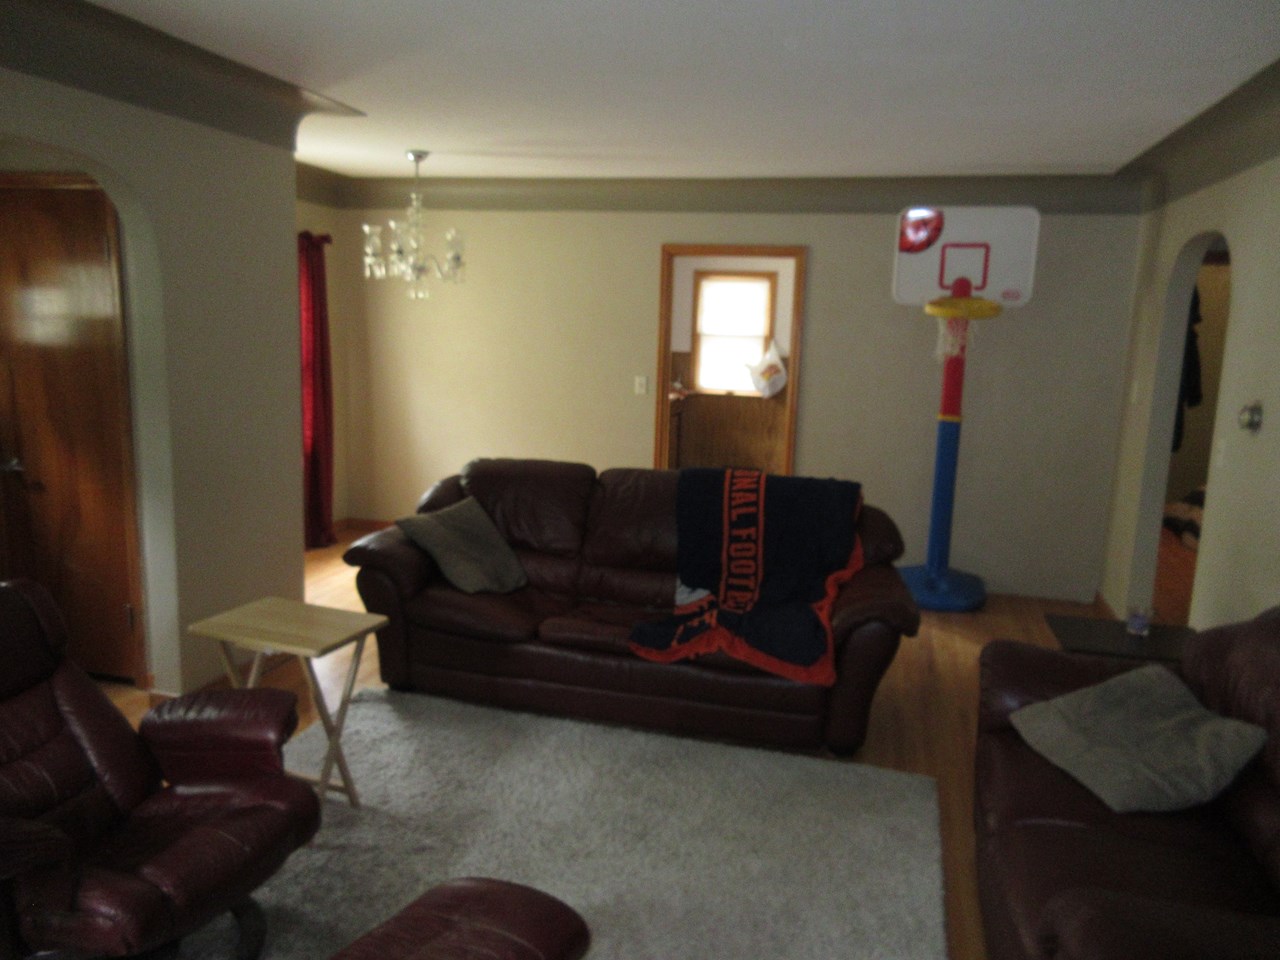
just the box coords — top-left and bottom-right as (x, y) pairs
(89, 0), (1280, 180)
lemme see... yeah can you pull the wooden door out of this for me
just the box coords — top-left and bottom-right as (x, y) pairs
(0, 175), (146, 682)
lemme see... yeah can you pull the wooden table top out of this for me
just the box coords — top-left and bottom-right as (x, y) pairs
(188, 597), (387, 659)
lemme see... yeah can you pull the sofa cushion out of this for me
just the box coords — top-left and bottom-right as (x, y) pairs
(406, 585), (574, 644)
(462, 459), (597, 557)
(576, 469), (680, 607)
(397, 498), (527, 594)
(1010, 664), (1267, 813)
(575, 565), (676, 609)
(540, 603), (782, 678)
(581, 468), (678, 571)
(538, 601), (671, 657)
(980, 821), (1279, 960)
(976, 725), (1241, 850)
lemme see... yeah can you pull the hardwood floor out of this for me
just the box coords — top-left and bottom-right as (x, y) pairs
(105, 534), (1108, 960)
(1154, 526), (1197, 626)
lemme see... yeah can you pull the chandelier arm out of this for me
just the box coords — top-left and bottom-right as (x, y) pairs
(361, 149), (465, 298)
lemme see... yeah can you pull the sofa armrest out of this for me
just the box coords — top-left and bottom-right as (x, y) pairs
(823, 565), (919, 755)
(1040, 887), (1280, 960)
(139, 688), (298, 784)
(831, 564), (920, 640)
(978, 640), (1140, 732)
(344, 525), (441, 688)
(857, 505), (906, 567)
(1, 817), (72, 881)
(343, 525), (437, 602)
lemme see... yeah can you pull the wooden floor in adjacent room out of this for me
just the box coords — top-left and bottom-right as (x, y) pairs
(105, 530), (1110, 960)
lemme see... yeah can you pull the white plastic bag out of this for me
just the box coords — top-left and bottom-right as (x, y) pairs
(748, 341), (788, 398)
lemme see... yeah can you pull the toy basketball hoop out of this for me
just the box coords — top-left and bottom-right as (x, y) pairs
(892, 205), (1040, 611)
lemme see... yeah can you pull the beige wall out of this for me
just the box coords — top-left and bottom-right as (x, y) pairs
(316, 203), (1140, 602)
(2, 67), (305, 693)
(1103, 154), (1280, 627)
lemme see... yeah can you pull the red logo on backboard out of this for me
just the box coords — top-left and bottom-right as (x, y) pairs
(899, 208), (944, 253)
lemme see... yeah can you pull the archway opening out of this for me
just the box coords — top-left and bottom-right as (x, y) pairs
(1152, 237), (1230, 626)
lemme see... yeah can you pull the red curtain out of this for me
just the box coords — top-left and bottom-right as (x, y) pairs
(299, 231), (336, 548)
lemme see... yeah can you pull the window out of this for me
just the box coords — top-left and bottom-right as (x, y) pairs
(692, 271), (776, 394)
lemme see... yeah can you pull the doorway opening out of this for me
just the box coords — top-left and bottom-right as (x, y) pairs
(654, 244), (806, 473)
(1151, 236), (1230, 626)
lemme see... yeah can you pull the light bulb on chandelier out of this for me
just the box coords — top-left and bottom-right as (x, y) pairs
(362, 150), (464, 300)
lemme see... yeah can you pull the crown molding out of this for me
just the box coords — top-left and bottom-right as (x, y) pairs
(300, 168), (1151, 215)
(0, 0), (357, 150)
(1120, 57), (1280, 204)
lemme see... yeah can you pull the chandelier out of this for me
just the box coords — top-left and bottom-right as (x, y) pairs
(362, 150), (464, 300)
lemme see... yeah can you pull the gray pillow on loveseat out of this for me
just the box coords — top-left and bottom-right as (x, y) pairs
(1010, 663), (1266, 813)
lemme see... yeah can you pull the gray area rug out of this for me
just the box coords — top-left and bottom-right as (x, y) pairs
(180, 690), (945, 959)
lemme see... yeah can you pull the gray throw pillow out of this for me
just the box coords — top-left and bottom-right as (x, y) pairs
(1010, 663), (1267, 813)
(397, 498), (527, 594)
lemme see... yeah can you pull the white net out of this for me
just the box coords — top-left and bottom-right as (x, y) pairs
(935, 315), (973, 360)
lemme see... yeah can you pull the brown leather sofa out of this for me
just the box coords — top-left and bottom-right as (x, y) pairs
(344, 458), (919, 754)
(974, 606), (1280, 960)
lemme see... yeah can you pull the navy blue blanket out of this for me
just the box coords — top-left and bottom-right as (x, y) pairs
(629, 467), (864, 685)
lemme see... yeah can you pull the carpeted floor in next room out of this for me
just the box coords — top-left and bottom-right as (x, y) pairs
(105, 528), (1110, 960)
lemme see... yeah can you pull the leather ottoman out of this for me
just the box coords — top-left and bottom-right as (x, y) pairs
(328, 878), (591, 960)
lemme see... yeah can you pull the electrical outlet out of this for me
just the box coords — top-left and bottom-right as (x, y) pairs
(634, 375), (649, 395)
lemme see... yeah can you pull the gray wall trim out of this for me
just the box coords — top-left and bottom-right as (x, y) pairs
(0, 0), (356, 151)
(1121, 57), (1280, 205)
(297, 162), (350, 208)
(319, 172), (1151, 215)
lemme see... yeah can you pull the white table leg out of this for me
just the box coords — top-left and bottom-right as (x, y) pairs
(217, 641), (241, 687)
(216, 641), (265, 690)
(245, 651), (266, 688)
(303, 635), (365, 808)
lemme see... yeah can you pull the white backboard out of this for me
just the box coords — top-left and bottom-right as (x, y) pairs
(892, 206), (1040, 307)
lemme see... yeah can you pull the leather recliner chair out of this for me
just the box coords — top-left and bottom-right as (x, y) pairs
(0, 579), (321, 959)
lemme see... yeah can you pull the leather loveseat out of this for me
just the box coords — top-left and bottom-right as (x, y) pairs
(344, 458), (920, 754)
(974, 606), (1280, 960)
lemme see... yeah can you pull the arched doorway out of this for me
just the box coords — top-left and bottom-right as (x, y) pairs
(1131, 232), (1230, 628)
(1154, 240), (1230, 625)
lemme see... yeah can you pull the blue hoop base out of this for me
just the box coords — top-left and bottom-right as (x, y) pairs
(900, 565), (986, 613)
